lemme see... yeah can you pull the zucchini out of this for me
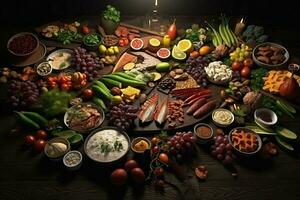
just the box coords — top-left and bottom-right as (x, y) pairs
(275, 136), (294, 151)
(93, 97), (108, 112)
(100, 77), (122, 88)
(92, 85), (113, 100)
(274, 126), (297, 141)
(94, 80), (110, 94)
(113, 72), (146, 83)
(102, 74), (146, 88)
(14, 111), (40, 130)
(21, 111), (47, 126)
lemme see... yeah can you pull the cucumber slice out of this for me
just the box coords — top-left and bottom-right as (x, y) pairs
(274, 126), (297, 141)
(245, 125), (277, 135)
(275, 136), (294, 151)
(276, 100), (296, 114)
(254, 119), (273, 132)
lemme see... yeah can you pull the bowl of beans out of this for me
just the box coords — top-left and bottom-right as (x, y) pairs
(7, 32), (39, 57)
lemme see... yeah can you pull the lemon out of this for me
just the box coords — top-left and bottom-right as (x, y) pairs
(172, 45), (187, 60)
(177, 39), (193, 53)
(107, 47), (115, 55)
(99, 44), (107, 54)
(113, 46), (119, 54)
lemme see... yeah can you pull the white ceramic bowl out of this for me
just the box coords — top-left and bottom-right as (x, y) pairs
(212, 108), (235, 127)
(254, 108), (278, 127)
(36, 62), (52, 76)
(63, 150), (83, 170)
(252, 42), (289, 68)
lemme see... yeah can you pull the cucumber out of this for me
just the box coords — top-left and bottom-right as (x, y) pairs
(102, 74), (146, 88)
(156, 62), (171, 72)
(245, 125), (277, 135)
(93, 97), (108, 112)
(274, 126), (297, 141)
(100, 77), (122, 88)
(275, 136), (294, 151)
(94, 80), (110, 94)
(92, 85), (113, 100)
(254, 119), (273, 132)
(14, 111), (40, 130)
(113, 72), (145, 83)
(21, 111), (47, 127)
(276, 100), (296, 114)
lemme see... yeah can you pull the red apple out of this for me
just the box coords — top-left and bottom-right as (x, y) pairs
(124, 159), (139, 172)
(131, 167), (146, 184)
(110, 168), (128, 186)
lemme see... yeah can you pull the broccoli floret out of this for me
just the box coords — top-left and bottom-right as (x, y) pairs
(256, 35), (268, 44)
(253, 26), (264, 37)
(246, 25), (256, 32)
(242, 28), (253, 38)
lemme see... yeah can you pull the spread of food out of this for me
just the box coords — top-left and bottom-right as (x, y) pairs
(3, 5), (300, 191)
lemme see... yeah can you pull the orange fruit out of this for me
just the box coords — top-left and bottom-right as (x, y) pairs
(199, 46), (211, 56)
(158, 153), (169, 164)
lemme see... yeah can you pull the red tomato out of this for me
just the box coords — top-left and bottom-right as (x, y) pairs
(241, 66), (251, 78)
(243, 58), (254, 68)
(110, 168), (128, 186)
(36, 130), (47, 140)
(231, 61), (242, 71)
(158, 153), (169, 164)
(82, 25), (90, 35)
(154, 167), (164, 177)
(83, 89), (93, 99)
(61, 83), (70, 91)
(24, 135), (36, 146)
(59, 76), (68, 83)
(33, 139), (46, 152)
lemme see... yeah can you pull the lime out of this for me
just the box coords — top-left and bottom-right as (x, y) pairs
(177, 39), (193, 53)
(172, 45), (187, 60)
(149, 38), (161, 47)
(99, 44), (107, 54)
(113, 46), (119, 54)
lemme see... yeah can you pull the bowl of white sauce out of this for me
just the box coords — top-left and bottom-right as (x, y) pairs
(84, 127), (130, 164)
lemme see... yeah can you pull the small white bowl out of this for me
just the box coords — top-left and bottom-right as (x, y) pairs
(212, 108), (235, 127)
(254, 108), (278, 127)
(36, 62), (52, 76)
(63, 150), (82, 170)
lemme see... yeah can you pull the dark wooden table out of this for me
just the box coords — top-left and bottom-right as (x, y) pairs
(1, 16), (300, 200)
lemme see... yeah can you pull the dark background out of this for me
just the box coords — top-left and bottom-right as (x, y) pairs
(0, 0), (298, 27)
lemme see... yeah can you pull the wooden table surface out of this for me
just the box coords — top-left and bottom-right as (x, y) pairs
(1, 16), (300, 200)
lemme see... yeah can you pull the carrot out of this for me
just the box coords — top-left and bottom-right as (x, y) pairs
(186, 98), (207, 115)
(193, 100), (216, 118)
(186, 93), (212, 106)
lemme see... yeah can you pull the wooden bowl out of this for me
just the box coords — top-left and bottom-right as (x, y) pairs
(7, 32), (39, 57)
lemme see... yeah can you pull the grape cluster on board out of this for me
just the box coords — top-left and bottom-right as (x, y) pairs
(8, 80), (39, 108)
(167, 131), (197, 161)
(185, 56), (210, 87)
(211, 135), (235, 165)
(108, 103), (139, 130)
(72, 47), (103, 82)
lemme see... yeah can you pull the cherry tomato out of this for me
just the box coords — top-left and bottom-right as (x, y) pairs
(33, 139), (46, 152)
(61, 83), (70, 91)
(24, 135), (36, 146)
(243, 58), (254, 68)
(158, 153), (169, 164)
(83, 89), (93, 99)
(36, 130), (47, 140)
(231, 61), (242, 71)
(152, 146), (160, 154)
(151, 137), (160, 146)
(59, 76), (68, 83)
(241, 66), (251, 78)
(154, 167), (164, 177)
(82, 25), (90, 35)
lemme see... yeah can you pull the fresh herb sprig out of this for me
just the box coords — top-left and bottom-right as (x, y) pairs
(102, 5), (120, 23)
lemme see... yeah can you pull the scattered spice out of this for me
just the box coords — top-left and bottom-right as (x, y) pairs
(196, 125), (212, 139)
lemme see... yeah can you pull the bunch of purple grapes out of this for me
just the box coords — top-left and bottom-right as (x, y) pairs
(72, 47), (103, 82)
(211, 135), (234, 165)
(108, 103), (139, 130)
(185, 56), (210, 87)
(8, 80), (39, 108)
(167, 131), (197, 161)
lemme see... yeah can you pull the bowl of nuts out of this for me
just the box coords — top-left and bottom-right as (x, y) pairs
(252, 42), (289, 68)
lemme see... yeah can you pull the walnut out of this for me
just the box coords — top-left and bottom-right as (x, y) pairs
(195, 165), (208, 180)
